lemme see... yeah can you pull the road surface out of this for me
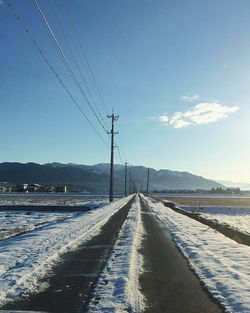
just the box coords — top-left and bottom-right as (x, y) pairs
(0, 194), (225, 313)
(139, 195), (224, 313)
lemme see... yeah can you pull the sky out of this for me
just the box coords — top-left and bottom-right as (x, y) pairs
(1, 0), (250, 182)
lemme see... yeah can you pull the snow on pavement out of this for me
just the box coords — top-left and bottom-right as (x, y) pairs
(88, 194), (144, 313)
(0, 196), (133, 306)
(143, 196), (250, 313)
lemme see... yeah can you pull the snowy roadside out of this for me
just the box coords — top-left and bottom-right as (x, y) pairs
(143, 196), (250, 313)
(0, 196), (133, 306)
(88, 194), (144, 313)
(180, 205), (250, 235)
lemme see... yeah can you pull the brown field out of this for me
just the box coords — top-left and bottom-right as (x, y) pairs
(160, 197), (250, 207)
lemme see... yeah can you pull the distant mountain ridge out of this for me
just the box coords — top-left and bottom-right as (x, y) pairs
(216, 179), (250, 190)
(0, 162), (224, 192)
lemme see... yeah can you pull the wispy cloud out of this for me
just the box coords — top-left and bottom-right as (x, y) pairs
(159, 115), (169, 123)
(0, 0), (4, 6)
(158, 102), (239, 128)
(180, 94), (200, 102)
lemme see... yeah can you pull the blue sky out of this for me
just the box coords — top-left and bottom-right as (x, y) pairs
(1, 0), (250, 182)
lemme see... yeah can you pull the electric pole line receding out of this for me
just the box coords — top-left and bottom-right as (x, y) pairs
(124, 162), (128, 197)
(146, 167), (150, 195)
(107, 112), (119, 202)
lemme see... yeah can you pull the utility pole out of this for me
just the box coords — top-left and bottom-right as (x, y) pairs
(146, 167), (150, 195)
(124, 162), (128, 197)
(107, 111), (119, 202)
(128, 171), (131, 195)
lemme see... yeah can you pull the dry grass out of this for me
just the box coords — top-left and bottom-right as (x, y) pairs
(161, 197), (250, 207)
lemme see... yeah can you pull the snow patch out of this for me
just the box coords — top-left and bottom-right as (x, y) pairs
(88, 194), (145, 312)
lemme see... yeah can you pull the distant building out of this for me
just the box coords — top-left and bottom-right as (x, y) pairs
(0, 182), (67, 193)
(0, 182), (15, 192)
(55, 186), (67, 193)
(26, 184), (43, 192)
(15, 184), (28, 192)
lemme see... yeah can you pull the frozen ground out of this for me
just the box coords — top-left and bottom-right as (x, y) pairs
(181, 205), (250, 235)
(143, 195), (250, 313)
(0, 196), (132, 306)
(88, 194), (144, 312)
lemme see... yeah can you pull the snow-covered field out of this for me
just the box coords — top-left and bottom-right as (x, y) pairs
(0, 196), (132, 306)
(88, 194), (144, 312)
(144, 196), (250, 313)
(0, 194), (109, 207)
(0, 211), (75, 241)
(181, 205), (250, 235)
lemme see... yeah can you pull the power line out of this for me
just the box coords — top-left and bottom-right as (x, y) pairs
(48, 0), (109, 133)
(63, 0), (109, 116)
(47, 0), (108, 131)
(34, 0), (127, 167)
(117, 133), (127, 162)
(32, 0), (108, 135)
(116, 144), (123, 165)
(4, 0), (109, 149)
(56, 0), (129, 166)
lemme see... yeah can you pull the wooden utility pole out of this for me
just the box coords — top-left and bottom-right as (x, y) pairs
(146, 167), (150, 195)
(124, 162), (128, 197)
(107, 111), (119, 202)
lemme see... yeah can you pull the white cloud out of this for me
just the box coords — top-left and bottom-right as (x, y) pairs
(169, 112), (192, 128)
(159, 102), (239, 128)
(159, 114), (169, 124)
(180, 94), (200, 102)
(0, 1), (3, 6)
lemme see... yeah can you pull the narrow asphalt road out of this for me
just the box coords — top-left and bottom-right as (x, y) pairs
(139, 195), (224, 313)
(1, 197), (134, 313)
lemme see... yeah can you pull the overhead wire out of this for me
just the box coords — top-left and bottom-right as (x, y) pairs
(37, 0), (126, 166)
(32, 0), (109, 134)
(117, 133), (127, 162)
(62, 0), (129, 165)
(47, 0), (105, 127)
(48, 0), (109, 133)
(51, 0), (128, 166)
(4, 0), (109, 149)
(63, 0), (110, 116)
(116, 145), (123, 164)
(6, 0), (127, 166)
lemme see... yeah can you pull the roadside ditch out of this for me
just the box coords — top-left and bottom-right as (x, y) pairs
(160, 199), (250, 247)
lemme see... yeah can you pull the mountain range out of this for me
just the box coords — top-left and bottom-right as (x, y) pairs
(0, 162), (224, 192)
(216, 180), (250, 191)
